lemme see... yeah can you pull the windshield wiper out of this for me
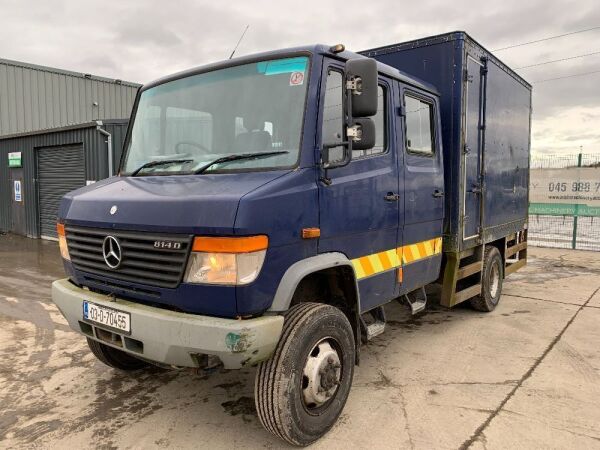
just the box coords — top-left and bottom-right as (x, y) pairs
(130, 159), (194, 177)
(194, 151), (289, 174)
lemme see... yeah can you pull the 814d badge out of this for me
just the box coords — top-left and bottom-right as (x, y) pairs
(154, 240), (182, 250)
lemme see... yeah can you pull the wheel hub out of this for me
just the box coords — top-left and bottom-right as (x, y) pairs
(302, 339), (341, 408)
(490, 261), (500, 298)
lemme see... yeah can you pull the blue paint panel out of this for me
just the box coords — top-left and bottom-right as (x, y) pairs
(358, 271), (398, 312)
(234, 169), (319, 314)
(59, 171), (289, 236)
(362, 32), (531, 251)
(482, 63), (531, 227)
(401, 255), (442, 294)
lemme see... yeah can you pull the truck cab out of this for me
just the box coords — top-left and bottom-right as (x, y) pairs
(52, 37), (529, 446)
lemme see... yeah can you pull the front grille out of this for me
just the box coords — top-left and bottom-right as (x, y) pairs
(66, 225), (192, 288)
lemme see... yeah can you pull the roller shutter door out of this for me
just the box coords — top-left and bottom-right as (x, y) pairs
(37, 145), (85, 239)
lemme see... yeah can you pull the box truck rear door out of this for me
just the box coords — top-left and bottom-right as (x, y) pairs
(463, 55), (484, 241)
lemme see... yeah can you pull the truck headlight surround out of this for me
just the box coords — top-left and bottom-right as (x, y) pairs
(184, 236), (268, 285)
(56, 222), (70, 261)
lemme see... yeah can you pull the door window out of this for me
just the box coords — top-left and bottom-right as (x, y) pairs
(321, 70), (345, 163)
(405, 94), (434, 155)
(321, 69), (388, 161)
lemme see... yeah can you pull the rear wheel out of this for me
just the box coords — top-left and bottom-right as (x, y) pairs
(86, 338), (149, 371)
(255, 302), (355, 446)
(470, 246), (504, 312)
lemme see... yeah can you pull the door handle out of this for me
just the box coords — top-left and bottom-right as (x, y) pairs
(384, 192), (400, 202)
(432, 189), (444, 198)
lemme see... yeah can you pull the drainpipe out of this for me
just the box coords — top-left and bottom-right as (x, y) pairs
(95, 121), (113, 176)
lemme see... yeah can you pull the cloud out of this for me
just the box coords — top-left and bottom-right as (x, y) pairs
(0, 0), (598, 153)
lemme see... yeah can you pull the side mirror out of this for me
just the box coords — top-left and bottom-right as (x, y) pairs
(345, 58), (378, 117)
(321, 118), (375, 168)
(349, 118), (375, 150)
(321, 144), (348, 169)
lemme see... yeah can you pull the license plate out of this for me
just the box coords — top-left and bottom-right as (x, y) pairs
(83, 301), (131, 334)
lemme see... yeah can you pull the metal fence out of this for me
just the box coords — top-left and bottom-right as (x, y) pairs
(528, 153), (600, 251)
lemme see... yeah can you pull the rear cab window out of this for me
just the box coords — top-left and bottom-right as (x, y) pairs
(404, 93), (435, 156)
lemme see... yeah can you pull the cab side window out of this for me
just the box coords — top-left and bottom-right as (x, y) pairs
(353, 85), (387, 159)
(405, 94), (434, 155)
(321, 70), (345, 163)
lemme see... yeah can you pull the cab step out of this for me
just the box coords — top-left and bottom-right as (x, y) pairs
(404, 287), (427, 315)
(359, 306), (386, 342)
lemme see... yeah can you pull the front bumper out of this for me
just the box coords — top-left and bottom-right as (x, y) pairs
(52, 278), (284, 369)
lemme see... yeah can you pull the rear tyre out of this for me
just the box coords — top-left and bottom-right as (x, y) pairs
(255, 302), (355, 446)
(470, 246), (504, 312)
(86, 338), (149, 371)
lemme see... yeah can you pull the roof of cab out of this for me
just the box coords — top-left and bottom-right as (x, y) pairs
(141, 44), (439, 96)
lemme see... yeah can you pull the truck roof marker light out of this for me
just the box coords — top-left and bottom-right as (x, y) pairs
(302, 228), (321, 239)
(330, 44), (345, 54)
(192, 235), (268, 253)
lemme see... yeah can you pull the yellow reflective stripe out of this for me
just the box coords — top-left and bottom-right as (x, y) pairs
(387, 249), (401, 267)
(368, 254), (384, 274)
(352, 259), (366, 279)
(423, 239), (434, 256)
(350, 236), (443, 280)
(379, 251), (393, 271)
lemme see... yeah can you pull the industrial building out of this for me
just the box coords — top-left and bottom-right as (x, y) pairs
(0, 58), (140, 238)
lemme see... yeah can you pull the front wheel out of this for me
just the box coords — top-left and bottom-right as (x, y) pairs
(255, 303), (355, 446)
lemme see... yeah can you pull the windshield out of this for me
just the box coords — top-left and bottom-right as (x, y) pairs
(122, 56), (310, 175)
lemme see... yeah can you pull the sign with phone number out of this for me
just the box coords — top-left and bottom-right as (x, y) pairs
(529, 167), (600, 217)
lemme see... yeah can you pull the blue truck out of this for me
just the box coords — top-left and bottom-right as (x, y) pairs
(52, 32), (531, 446)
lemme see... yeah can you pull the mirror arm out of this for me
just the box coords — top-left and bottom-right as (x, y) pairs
(320, 141), (351, 185)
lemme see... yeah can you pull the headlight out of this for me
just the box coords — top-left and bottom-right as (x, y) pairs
(56, 223), (70, 261)
(184, 236), (268, 285)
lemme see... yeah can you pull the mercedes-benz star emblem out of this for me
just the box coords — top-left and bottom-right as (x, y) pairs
(102, 236), (122, 269)
(110, 205), (118, 215)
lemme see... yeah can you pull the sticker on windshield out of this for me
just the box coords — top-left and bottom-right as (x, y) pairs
(289, 71), (304, 86)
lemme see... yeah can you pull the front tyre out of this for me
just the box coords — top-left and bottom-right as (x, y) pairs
(255, 303), (355, 446)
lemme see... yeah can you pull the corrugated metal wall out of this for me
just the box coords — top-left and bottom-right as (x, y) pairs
(0, 121), (129, 236)
(0, 58), (139, 136)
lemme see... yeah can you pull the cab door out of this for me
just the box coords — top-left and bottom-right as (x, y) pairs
(399, 86), (444, 293)
(317, 60), (402, 312)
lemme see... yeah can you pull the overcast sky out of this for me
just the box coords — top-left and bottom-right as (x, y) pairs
(1, 0), (599, 155)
